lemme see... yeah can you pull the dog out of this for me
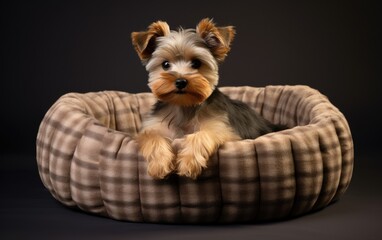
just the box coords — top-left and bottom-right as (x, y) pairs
(131, 18), (282, 180)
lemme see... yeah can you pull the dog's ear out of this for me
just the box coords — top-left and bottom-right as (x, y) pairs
(196, 18), (235, 62)
(131, 21), (170, 62)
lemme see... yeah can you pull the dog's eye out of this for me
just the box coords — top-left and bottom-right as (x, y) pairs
(162, 61), (170, 70)
(191, 59), (202, 69)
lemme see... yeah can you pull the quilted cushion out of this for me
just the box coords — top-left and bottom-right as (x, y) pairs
(36, 85), (354, 223)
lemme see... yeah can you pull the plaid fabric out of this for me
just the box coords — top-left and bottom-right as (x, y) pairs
(36, 85), (354, 223)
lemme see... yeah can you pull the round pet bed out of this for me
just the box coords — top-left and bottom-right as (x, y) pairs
(36, 85), (354, 223)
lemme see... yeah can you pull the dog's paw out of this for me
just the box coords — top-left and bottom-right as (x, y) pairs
(137, 133), (175, 179)
(176, 151), (207, 179)
(146, 147), (175, 179)
(147, 151), (175, 179)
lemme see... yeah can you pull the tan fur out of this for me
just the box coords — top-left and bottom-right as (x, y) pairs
(131, 21), (171, 61)
(196, 18), (235, 62)
(136, 127), (175, 179)
(177, 117), (240, 179)
(133, 19), (240, 179)
(149, 72), (213, 106)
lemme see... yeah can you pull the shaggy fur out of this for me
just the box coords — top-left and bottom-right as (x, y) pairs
(132, 18), (281, 179)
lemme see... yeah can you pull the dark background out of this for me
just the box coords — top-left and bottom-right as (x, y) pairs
(1, 0), (381, 239)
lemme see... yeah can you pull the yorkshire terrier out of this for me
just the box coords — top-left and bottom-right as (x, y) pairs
(132, 18), (282, 180)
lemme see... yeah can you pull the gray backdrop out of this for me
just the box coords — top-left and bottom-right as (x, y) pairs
(1, 1), (380, 239)
(1, 0), (379, 155)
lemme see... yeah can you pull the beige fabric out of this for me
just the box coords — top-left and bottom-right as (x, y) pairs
(36, 85), (354, 223)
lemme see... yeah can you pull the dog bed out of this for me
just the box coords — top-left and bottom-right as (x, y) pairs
(36, 85), (353, 223)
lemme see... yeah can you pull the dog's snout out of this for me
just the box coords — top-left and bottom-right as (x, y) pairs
(175, 78), (188, 90)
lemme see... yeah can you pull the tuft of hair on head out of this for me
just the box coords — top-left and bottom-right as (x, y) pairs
(131, 21), (171, 63)
(131, 18), (236, 64)
(196, 18), (235, 62)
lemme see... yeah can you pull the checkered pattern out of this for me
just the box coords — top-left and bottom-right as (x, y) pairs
(36, 85), (354, 223)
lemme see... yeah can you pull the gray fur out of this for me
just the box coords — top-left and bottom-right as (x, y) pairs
(153, 88), (282, 139)
(205, 89), (281, 139)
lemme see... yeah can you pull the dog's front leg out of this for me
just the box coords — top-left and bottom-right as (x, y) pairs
(136, 122), (176, 179)
(177, 118), (239, 179)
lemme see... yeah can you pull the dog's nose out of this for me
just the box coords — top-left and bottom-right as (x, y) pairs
(175, 78), (188, 90)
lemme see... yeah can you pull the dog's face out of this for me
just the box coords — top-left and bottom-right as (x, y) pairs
(132, 18), (235, 106)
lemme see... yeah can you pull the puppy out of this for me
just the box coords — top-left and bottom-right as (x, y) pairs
(131, 18), (282, 179)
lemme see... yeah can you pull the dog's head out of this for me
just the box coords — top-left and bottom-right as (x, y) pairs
(131, 18), (235, 106)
